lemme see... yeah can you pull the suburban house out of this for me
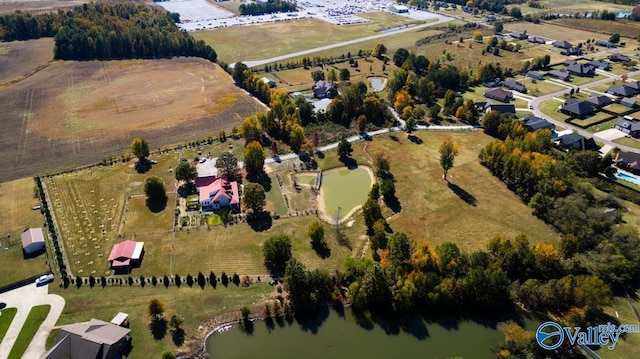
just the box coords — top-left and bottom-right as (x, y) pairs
(503, 80), (527, 93)
(614, 118), (640, 138)
(588, 60), (611, 71)
(528, 36), (545, 44)
(563, 59), (577, 66)
(21, 228), (45, 255)
(621, 97), (637, 108)
(522, 115), (555, 132)
(561, 47), (582, 56)
(609, 53), (630, 62)
(607, 85), (636, 97)
(526, 71), (545, 80)
(552, 40), (572, 49)
(557, 133), (597, 151)
(108, 240), (144, 270)
(485, 104), (516, 115)
(595, 40), (617, 48)
(198, 177), (240, 211)
(510, 31), (528, 40)
(547, 69), (571, 81)
(261, 77), (276, 88)
(561, 100), (594, 118)
(615, 151), (640, 173)
(312, 80), (338, 99)
(484, 87), (513, 103)
(585, 95), (612, 108)
(624, 81), (640, 93)
(44, 318), (131, 359)
(567, 63), (595, 77)
(482, 78), (502, 88)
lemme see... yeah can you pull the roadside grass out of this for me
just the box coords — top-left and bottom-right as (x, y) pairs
(0, 307), (17, 343)
(0, 178), (50, 286)
(49, 283), (274, 359)
(539, 99), (569, 121)
(45, 328), (59, 350)
(7, 304), (50, 359)
(599, 296), (640, 359)
(570, 73), (606, 86)
(614, 136), (640, 149)
(503, 21), (615, 44)
(522, 79), (566, 96)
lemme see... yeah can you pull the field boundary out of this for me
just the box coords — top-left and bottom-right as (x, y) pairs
(0, 62), (50, 88)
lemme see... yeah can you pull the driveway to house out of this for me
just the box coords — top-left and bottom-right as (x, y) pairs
(0, 283), (65, 359)
(595, 128), (627, 141)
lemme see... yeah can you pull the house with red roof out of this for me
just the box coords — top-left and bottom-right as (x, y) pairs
(198, 177), (240, 211)
(108, 240), (144, 270)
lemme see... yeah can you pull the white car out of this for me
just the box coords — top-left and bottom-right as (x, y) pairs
(199, 158), (207, 164)
(35, 274), (54, 286)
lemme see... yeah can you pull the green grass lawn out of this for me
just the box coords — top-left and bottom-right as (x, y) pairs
(207, 215), (222, 226)
(587, 117), (621, 134)
(570, 74), (606, 86)
(539, 99), (569, 122)
(614, 136), (640, 149)
(45, 328), (59, 350)
(0, 178), (50, 286)
(571, 111), (614, 127)
(523, 79), (566, 97)
(7, 305), (50, 359)
(599, 296), (640, 359)
(606, 103), (633, 115)
(264, 171), (288, 216)
(0, 307), (17, 343)
(50, 283), (274, 359)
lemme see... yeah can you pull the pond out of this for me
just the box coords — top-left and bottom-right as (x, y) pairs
(369, 77), (387, 92)
(207, 308), (525, 359)
(321, 167), (372, 220)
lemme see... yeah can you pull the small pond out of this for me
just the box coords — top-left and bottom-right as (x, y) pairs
(369, 77), (387, 92)
(321, 167), (372, 219)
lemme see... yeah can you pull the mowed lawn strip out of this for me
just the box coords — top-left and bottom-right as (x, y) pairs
(7, 304), (50, 359)
(0, 178), (50, 286)
(50, 283), (274, 359)
(0, 307), (18, 343)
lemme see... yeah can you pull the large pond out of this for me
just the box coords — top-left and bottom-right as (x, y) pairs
(369, 77), (387, 92)
(321, 167), (372, 219)
(207, 308), (525, 359)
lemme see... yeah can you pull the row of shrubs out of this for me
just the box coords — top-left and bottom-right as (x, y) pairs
(66, 272), (260, 289)
(34, 177), (69, 283)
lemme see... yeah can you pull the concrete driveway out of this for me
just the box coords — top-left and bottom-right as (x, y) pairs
(594, 128), (626, 141)
(0, 283), (65, 359)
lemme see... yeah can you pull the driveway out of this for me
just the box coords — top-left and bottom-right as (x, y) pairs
(594, 128), (626, 141)
(0, 283), (65, 359)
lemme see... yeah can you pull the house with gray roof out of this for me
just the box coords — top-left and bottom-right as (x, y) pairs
(615, 151), (640, 173)
(528, 36), (545, 44)
(485, 104), (516, 115)
(561, 100), (594, 118)
(547, 69), (571, 81)
(522, 115), (555, 132)
(562, 47), (582, 56)
(567, 63), (595, 77)
(624, 81), (640, 93)
(45, 318), (131, 359)
(621, 97), (637, 108)
(609, 53), (630, 62)
(510, 32), (528, 40)
(585, 95), (612, 108)
(615, 118), (640, 138)
(607, 85), (636, 97)
(557, 133), (597, 151)
(503, 80), (527, 93)
(588, 60), (611, 71)
(526, 71), (545, 80)
(484, 87), (513, 103)
(552, 40), (572, 49)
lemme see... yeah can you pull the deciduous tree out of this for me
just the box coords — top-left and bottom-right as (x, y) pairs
(144, 176), (166, 200)
(439, 136), (458, 181)
(216, 152), (240, 181)
(175, 161), (197, 184)
(244, 141), (265, 178)
(262, 234), (292, 277)
(337, 138), (353, 159)
(243, 182), (266, 213)
(131, 138), (149, 160)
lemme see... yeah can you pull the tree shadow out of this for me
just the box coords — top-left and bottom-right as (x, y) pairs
(247, 211), (273, 232)
(135, 160), (151, 174)
(241, 320), (254, 335)
(447, 182), (477, 206)
(149, 318), (167, 340)
(339, 157), (358, 169)
(312, 241), (331, 259)
(316, 151), (325, 159)
(171, 327), (186, 346)
(407, 134), (423, 144)
(247, 171), (272, 192)
(383, 195), (402, 213)
(146, 196), (168, 213)
(177, 183), (196, 199)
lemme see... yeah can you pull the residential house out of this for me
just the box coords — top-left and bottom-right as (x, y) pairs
(21, 228), (45, 255)
(595, 40), (617, 48)
(614, 118), (640, 138)
(482, 78), (502, 88)
(528, 36), (545, 44)
(585, 95), (612, 108)
(44, 318), (131, 359)
(312, 80), (338, 99)
(485, 104), (516, 115)
(609, 53), (630, 62)
(108, 240), (144, 270)
(621, 97), (637, 108)
(484, 87), (513, 103)
(561, 100), (594, 118)
(607, 85), (636, 97)
(522, 115), (555, 132)
(261, 77), (276, 88)
(563, 59), (577, 66)
(624, 81), (640, 93)
(526, 71), (545, 80)
(198, 177), (240, 211)
(547, 69), (571, 81)
(588, 60), (611, 70)
(552, 40), (572, 49)
(615, 151), (640, 173)
(503, 80), (527, 93)
(561, 47), (582, 56)
(567, 63), (596, 77)
(557, 133), (597, 151)
(510, 32), (528, 40)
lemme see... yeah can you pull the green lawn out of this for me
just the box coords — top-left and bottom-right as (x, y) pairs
(570, 111), (614, 127)
(207, 215), (222, 226)
(587, 118), (621, 134)
(0, 307), (17, 343)
(264, 171), (288, 216)
(614, 136), (640, 149)
(607, 103), (633, 115)
(539, 99), (569, 122)
(45, 328), (59, 350)
(599, 296), (640, 359)
(570, 74), (606, 86)
(522, 79), (566, 97)
(7, 305), (50, 359)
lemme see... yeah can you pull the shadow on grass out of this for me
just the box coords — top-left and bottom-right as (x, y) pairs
(247, 171), (272, 192)
(312, 241), (331, 259)
(383, 195), (402, 213)
(447, 182), (477, 206)
(171, 327), (186, 346)
(247, 211), (273, 232)
(408, 134), (423, 144)
(135, 160), (151, 174)
(316, 151), (325, 159)
(149, 318), (167, 340)
(146, 196), (168, 213)
(339, 157), (358, 169)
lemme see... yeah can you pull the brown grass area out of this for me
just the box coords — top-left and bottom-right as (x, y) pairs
(0, 177), (50, 286)
(0, 57), (261, 183)
(551, 19), (640, 40)
(0, 0), (85, 15)
(0, 38), (53, 85)
(504, 21), (621, 45)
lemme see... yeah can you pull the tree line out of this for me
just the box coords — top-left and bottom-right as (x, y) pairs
(0, 2), (217, 62)
(239, 0), (297, 16)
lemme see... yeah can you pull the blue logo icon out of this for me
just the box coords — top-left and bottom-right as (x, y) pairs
(536, 321), (564, 350)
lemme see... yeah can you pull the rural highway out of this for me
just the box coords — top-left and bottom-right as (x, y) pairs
(529, 68), (640, 154)
(236, 14), (455, 68)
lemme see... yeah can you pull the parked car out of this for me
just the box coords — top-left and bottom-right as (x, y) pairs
(35, 274), (54, 286)
(32, 205), (41, 210)
(199, 158), (207, 164)
(0, 301), (6, 310)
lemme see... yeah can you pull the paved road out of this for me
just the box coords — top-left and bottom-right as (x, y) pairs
(0, 283), (65, 359)
(529, 69), (640, 154)
(235, 14), (455, 68)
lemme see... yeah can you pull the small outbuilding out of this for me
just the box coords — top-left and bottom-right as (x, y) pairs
(389, 4), (409, 13)
(261, 77), (276, 88)
(21, 228), (45, 255)
(108, 240), (144, 270)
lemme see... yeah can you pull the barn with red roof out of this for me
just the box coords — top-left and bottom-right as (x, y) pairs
(108, 240), (144, 270)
